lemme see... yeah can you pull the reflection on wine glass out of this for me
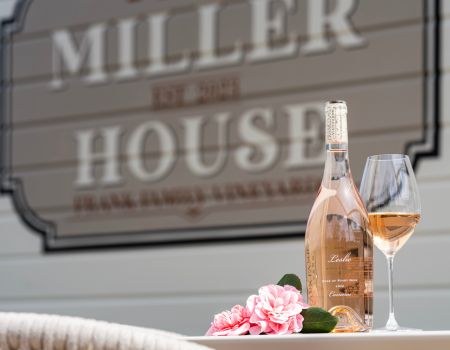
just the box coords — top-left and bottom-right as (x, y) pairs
(360, 154), (421, 332)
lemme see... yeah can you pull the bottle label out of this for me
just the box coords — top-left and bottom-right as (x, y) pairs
(322, 251), (363, 298)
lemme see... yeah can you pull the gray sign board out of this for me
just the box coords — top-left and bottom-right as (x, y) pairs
(0, 0), (440, 250)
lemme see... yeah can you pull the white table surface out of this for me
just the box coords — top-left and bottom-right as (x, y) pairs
(187, 331), (450, 350)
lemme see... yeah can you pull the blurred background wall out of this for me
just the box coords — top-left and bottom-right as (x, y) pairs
(0, 0), (448, 335)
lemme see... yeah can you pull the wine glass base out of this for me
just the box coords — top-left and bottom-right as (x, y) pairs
(371, 327), (422, 333)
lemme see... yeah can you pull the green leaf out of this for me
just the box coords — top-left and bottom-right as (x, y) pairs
(276, 274), (302, 292)
(300, 307), (338, 333)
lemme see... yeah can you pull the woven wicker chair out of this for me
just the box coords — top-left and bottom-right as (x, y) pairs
(0, 312), (212, 350)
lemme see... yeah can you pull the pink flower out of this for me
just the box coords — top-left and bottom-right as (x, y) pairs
(206, 305), (251, 336)
(246, 284), (309, 335)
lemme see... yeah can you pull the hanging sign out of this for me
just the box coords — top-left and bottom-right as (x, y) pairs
(0, 0), (440, 250)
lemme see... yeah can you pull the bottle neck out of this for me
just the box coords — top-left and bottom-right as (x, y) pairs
(322, 143), (351, 186)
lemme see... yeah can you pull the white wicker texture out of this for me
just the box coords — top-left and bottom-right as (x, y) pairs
(0, 312), (212, 350)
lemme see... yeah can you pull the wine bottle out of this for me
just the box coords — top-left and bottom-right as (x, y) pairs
(305, 101), (373, 332)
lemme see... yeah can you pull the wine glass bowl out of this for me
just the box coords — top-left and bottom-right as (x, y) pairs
(360, 154), (421, 332)
(361, 154), (421, 214)
(368, 212), (420, 257)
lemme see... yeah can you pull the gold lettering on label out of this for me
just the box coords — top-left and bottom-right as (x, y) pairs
(328, 252), (352, 263)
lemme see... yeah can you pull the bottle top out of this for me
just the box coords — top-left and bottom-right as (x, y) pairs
(325, 100), (348, 144)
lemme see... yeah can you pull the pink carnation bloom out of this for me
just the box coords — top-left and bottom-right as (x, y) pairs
(206, 305), (251, 336)
(246, 284), (309, 335)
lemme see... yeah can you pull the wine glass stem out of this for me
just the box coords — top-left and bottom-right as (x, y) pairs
(386, 255), (399, 330)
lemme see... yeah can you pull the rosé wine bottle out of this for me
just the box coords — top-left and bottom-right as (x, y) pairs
(305, 101), (373, 332)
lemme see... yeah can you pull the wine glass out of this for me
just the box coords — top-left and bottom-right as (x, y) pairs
(359, 154), (421, 332)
